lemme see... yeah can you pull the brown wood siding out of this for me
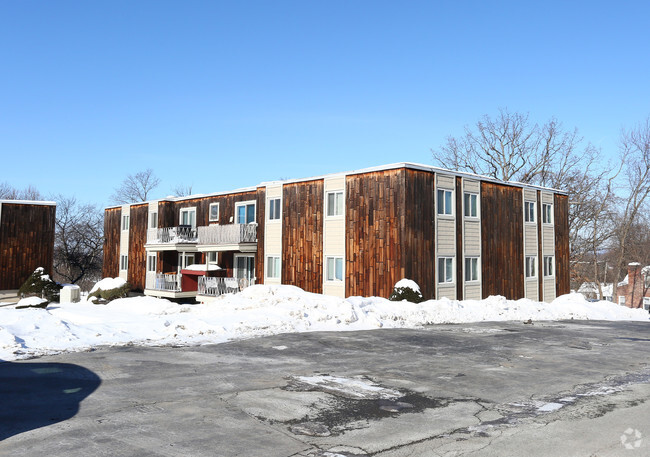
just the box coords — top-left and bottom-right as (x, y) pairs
(102, 207), (121, 279)
(554, 194), (570, 296)
(0, 203), (56, 290)
(456, 176), (463, 300)
(173, 191), (258, 228)
(346, 170), (405, 298)
(255, 187), (265, 284)
(128, 204), (148, 291)
(403, 169), (435, 299)
(282, 180), (324, 293)
(157, 201), (175, 228)
(481, 182), (524, 299)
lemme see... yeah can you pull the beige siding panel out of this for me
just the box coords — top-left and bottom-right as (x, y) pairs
(543, 279), (556, 302)
(542, 192), (554, 204)
(463, 179), (480, 194)
(325, 175), (345, 191)
(524, 225), (538, 255)
(464, 283), (481, 300)
(525, 280), (538, 301)
(437, 219), (455, 255)
(542, 226), (555, 255)
(324, 219), (345, 255)
(436, 174), (455, 189)
(524, 189), (537, 201)
(266, 223), (282, 254)
(464, 220), (481, 254)
(323, 176), (346, 296)
(266, 185), (282, 199)
(438, 283), (456, 299)
(323, 282), (345, 298)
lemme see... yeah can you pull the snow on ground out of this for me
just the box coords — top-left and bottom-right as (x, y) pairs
(0, 285), (647, 361)
(89, 277), (127, 294)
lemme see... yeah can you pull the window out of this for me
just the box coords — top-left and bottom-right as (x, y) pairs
(543, 256), (554, 277)
(542, 203), (553, 224)
(147, 253), (156, 273)
(619, 296), (626, 305)
(180, 207), (196, 228)
(207, 251), (218, 264)
(464, 192), (478, 218)
(236, 201), (256, 224)
(268, 198), (281, 221)
(438, 257), (454, 283)
(209, 203), (220, 222)
(121, 215), (130, 231)
(524, 201), (536, 223)
(178, 252), (194, 270)
(326, 191), (344, 217)
(120, 255), (128, 271)
(643, 297), (650, 311)
(326, 256), (344, 281)
(235, 254), (255, 280)
(149, 212), (158, 229)
(266, 256), (281, 279)
(465, 257), (479, 282)
(525, 256), (537, 278)
(437, 189), (453, 216)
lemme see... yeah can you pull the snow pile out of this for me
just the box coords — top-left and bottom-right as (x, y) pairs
(394, 278), (421, 293)
(89, 277), (127, 294)
(0, 285), (647, 361)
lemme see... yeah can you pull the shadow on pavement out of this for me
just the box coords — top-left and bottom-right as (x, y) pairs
(0, 360), (101, 441)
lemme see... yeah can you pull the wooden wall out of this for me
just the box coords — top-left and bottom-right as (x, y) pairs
(481, 182), (524, 299)
(102, 207), (121, 279)
(455, 176), (463, 300)
(255, 187), (266, 284)
(346, 170), (405, 298)
(0, 203), (56, 290)
(403, 169), (436, 299)
(554, 194), (570, 296)
(282, 180), (324, 293)
(128, 204), (148, 291)
(173, 190), (258, 228)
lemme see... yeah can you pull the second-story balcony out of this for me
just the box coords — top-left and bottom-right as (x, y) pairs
(145, 223), (257, 253)
(145, 225), (199, 251)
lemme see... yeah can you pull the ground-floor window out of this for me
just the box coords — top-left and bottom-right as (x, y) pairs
(178, 252), (195, 271)
(120, 255), (128, 271)
(438, 257), (454, 283)
(525, 256), (536, 278)
(266, 256), (281, 279)
(326, 256), (344, 282)
(235, 254), (255, 280)
(207, 251), (218, 265)
(543, 255), (554, 277)
(464, 257), (479, 282)
(619, 295), (626, 305)
(147, 253), (156, 273)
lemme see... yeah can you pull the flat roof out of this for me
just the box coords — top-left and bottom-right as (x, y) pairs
(105, 162), (567, 209)
(0, 199), (56, 206)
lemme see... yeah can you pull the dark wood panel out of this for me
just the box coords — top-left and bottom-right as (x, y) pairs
(0, 203), (56, 290)
(102, 207), (121, 279)
(554, 194), (570, 296)
(403, 169), (435, 299)
(456, 176), (463, 300)
(255, 187), (265, 284)
(173, 190), (258, 228)
(538, 191), (543, 300)
(282, 180), (324, 293)
(481, 182), (524, 299)
(128, 204), (148, 291)
(346, 170), (405, 298)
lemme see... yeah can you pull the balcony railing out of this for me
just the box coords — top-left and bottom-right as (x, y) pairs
(147, 226), (198, 244)
(146, 273), (182, 292)
(197, 276), (255, 297)
(197, 223), (257, 245)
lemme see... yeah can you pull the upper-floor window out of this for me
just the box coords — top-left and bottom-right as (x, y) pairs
(437, 189), (453, 216)
(524, 201), (536, 223)
(326, 191), (344, 217)
(209, 203), (220, 222)
(121, 214), (130, 231)
(525, 255), (537, 278)
(149, 212), (158, 229)
(268, 198), (281, 221)
(180, 207), (196, 228)
(236, 201), (256, 224)
(438, 257), (454, 283)
(464, 192), (478, 218)
(542, 203), (553, 224)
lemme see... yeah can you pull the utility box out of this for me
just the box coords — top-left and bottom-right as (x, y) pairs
(60, 284), (81, 303)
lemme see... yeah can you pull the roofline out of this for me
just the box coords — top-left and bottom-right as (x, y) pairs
(0, 199), (56, 206)
(104, 162), (568, 210)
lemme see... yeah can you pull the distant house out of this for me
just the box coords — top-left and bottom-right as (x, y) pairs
(103, 162), (570, 302)
(0, 199), (57, 292)
(577, 282), (613, 301)
(616, 263), (650, 311)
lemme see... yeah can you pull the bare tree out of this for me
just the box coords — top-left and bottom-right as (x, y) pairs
(172, 183), (193, 197)
(0, 183), (44, 200)
(110, 169), (160, 204)
(52, 195), (104, 289)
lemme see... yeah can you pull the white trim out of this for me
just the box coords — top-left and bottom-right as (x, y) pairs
(0, 199), (56, 206)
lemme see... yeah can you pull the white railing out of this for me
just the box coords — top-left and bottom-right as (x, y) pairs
(147, 226), (198, 244)
(146, 273), (182, 292)
(198, 223), (257, 245)
(197, 276), (255, 296)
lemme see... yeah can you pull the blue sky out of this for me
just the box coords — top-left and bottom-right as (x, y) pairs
(1, 1), (649, 207)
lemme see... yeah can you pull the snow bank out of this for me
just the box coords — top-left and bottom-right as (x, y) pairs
(89, 277), (127, 294)
(0, 286), (646, 361)
(394, 278), (421, 292)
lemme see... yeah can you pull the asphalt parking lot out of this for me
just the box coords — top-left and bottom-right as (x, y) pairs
(1, 320), (649, 456)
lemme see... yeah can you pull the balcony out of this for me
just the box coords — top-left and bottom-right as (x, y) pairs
(144, 273), (199, 299)
(146, 226), (198, 251)
(197, 276), (255, 299)
(197, 223), (257, 252)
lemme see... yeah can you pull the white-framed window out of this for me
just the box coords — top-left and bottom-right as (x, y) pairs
(209, 203), (220, 222)
(178, 252), (194, 271)
(236, 201), (256, 224)
(207, 251), (218, 265)
(525, 256), (537, 278)
(326, 191), (344, 217)
(524, 201), (536, 223)
(325, 256), (344, 282)
(464, 192), (478, 218)
(148, 212), (158, 229)
(464, 257), (479, 282)
(121, 214), (130, 231)
(619, 295), (626, 305)
(234, 254), (255, 280)
(179, 207), (197, 228)
(437, 189), (453, 216)
(266, 255), (281, 279)
(438, 257), (454, 283)
(147, 253), (157, 273)
(543, 255), (554, 277)
(542, 203), (553, 224)
(643, 297), (650, 311)
(268, 197), (281, 221)
(120, 254), (128, 271)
